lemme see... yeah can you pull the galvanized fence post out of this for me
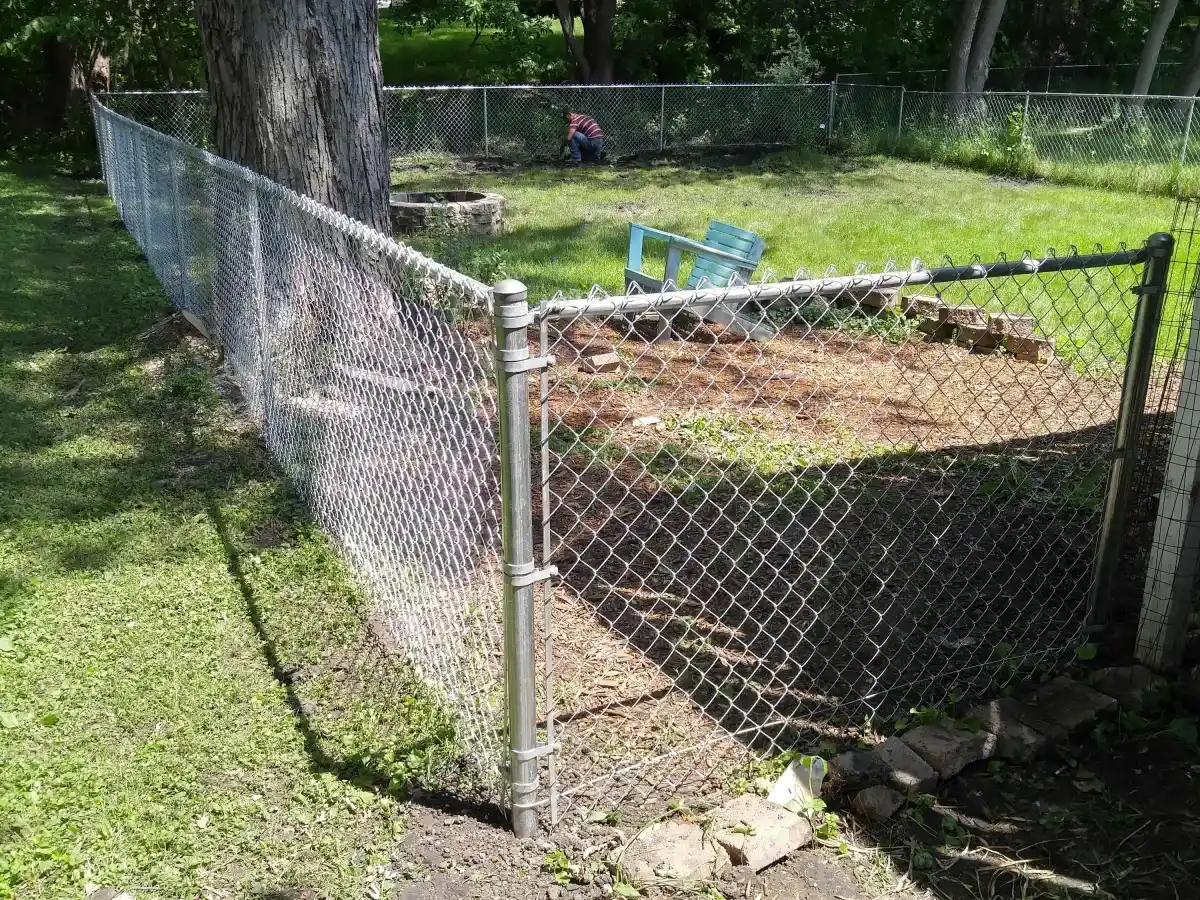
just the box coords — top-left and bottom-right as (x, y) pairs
(897, 86), (906, 143)
(494, 279), (549, 837)
(659, 85), (666, 152)
(827, 81), (837, 148)
(1089, 232), (1175, 625)
(1178, 97), (1194, 193)
(483, 86), (490, 157)
(246, 180), (270, 421)
(168, 146), (189, 310)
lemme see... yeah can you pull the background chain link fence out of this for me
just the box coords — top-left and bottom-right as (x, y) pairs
(531, 252), (1155, 822)
(91, 95), (510, 793)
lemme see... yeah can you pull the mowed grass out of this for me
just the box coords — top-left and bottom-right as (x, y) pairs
(0, 168), (459, 898)
(378, 18), (566, 85)
(394, 151), (1181, 366)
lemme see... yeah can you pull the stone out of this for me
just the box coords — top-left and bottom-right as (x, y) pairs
(1089, 665), (1167, 711)
(580, 352), (622, 374)
(903, 295), (944, 318)
(987, 312), (1036, 337)
(852, 785), (906, 821)
(901, 722), (996, 779)
(87, 891), (135, 900)
(939, 304), (989, 327)
(850, 289), (899, 310)
(631, 416), (660, 427)
(1006, 335), (1054, 363)
(968, 698), (1052, 762)
(1027, 676), (1118, 733)
(389, 190), (505, 236)
(956, 324), (999, 352)
(709, 794), (813, 872)
(616, 819), (728, 885)
(874, 736), (938, 794)
(918, 318), (956, 341)
(830, 749), (890, 789)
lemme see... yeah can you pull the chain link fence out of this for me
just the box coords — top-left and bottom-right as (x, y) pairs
(95, 89), (1184, 833)
(525, 247), (1168, 822)
(91, 95), (511, 792)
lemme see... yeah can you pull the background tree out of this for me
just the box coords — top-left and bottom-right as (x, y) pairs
(194, 0), (390, 232)
(1134, 0), (1181, 96)
(948, 0), (983, 92)
(965, 0), (1008, 92)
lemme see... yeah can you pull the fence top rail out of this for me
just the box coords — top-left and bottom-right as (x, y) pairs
(90, 94), (493, 307)
(380, 82), (831, 91)
(534, 245), (1149, 323)
(874, 86), (1200, 102)
(100, 89), (209, 96)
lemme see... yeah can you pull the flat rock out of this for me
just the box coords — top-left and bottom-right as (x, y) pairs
(874, 736), (938, 794)
(616, 818), (728, 885)
(580, 352), (621, 374)
(852, 785), (906, 821)
(968, 698), (1052, 762)
(902, 722), (996, 779)
(831, 749), (890, 789)
(710, 794), (813, 872)
(1089, 665), (1167, 711)
(1027, 676), (1118, 733)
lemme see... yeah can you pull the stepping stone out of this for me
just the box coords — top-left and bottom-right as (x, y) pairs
(874, 736), (938, 794)
(968, 698), (1053, 762)
(616, 818), (728, 885)
(1026, 676), (1118, 734)
(1088, 665), (1167, 712)
(852, 785), (906, 821)
(709, 794), (813, 872)
(901, 722), (996, 779)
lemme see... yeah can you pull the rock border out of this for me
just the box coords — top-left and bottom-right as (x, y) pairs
(389, 190), (505, 236)
(833, 666), (1166, 820)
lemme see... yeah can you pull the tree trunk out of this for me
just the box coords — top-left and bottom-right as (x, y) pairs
(555, 0), (590, 82)
(948, 0), (984, 93)
(195, 0), (391, 233)
(582, 0), (616, 85)
(1177, 25), (1200, 96)
(1133, 0), (1180, 97)
(965, 0), (1008, 93)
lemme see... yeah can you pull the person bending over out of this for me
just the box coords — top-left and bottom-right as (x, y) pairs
(562, 109), (606, 164)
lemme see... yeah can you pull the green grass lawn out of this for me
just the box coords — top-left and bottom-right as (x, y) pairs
(395, 151), (1180, 367)
(0, 167), (457, 899)
(378, 18), (568, 85)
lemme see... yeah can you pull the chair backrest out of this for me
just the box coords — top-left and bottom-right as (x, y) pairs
(685, 221), (766, 289)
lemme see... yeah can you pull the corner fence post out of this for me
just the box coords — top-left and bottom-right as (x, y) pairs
(494, 279), (548, 837)
(1089, 232), (1175, 625)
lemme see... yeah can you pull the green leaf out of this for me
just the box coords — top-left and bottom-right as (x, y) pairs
(1169, 716), (1198, 746)
(39, 712), (59, 726)
(1075, 644), (1097, 661)
(613, 883), (641, 898)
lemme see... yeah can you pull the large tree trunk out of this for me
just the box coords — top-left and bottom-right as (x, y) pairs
(965, 0), (1008, 93)
(1177, 24), (1200, 96)
(555, 0), (590, 82)
(948, 0), (984, 93)
(582, 0), (616, 85)
(195, 0), (390, 233)
(1133, 0), (1180, 97)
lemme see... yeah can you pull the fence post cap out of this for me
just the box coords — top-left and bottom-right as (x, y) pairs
(493, 279), (528, 301)
(1147, 232), (1174, 252)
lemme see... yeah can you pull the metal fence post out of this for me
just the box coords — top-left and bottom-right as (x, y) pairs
(168, 146), (189, 310)
(246, 180), (270, 421)
(659, 85), (666, 152)
(136, 131), (151, 250)
(1179, 97), (1195, 192)
(494, 279), (544, 838)
(483, 86), (490, 157)
(827, 82), (837, 147)
(897, 86), (906, 142)
(1089, 232), (1174, 625)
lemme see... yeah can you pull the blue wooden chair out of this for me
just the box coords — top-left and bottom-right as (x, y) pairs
(624, 221), (772, 340)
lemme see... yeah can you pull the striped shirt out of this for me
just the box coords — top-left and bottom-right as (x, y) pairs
(568, 113), (605, 140)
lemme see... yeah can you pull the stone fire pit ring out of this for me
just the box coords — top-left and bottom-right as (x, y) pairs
(389, 190), (505, 236)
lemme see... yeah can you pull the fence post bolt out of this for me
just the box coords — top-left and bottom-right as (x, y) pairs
(483, 86), (490, 157)
(659, 85), (666, 152)
(1089, 232), (1174, 626)
(494, 278), (540, 838)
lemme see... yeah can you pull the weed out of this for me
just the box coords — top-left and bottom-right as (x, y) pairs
(541, 848), (571, 885)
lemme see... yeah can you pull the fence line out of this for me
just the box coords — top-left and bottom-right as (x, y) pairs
(93, 90), (1188, 835)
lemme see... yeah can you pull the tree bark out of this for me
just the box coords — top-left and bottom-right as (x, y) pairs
(948, 0), (984, 93)
(1133, 0), (1180, 97)
(194, 0), (391, 233)
(555, 0), (590, 82)
(582, 0), (616, 84)
(965, 0), (1008, 94)
(1177, 24), (1200, 96)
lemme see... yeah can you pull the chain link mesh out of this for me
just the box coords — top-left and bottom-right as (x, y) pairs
(532, 253), (1149, 821)
(91, 95), (509, 792)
